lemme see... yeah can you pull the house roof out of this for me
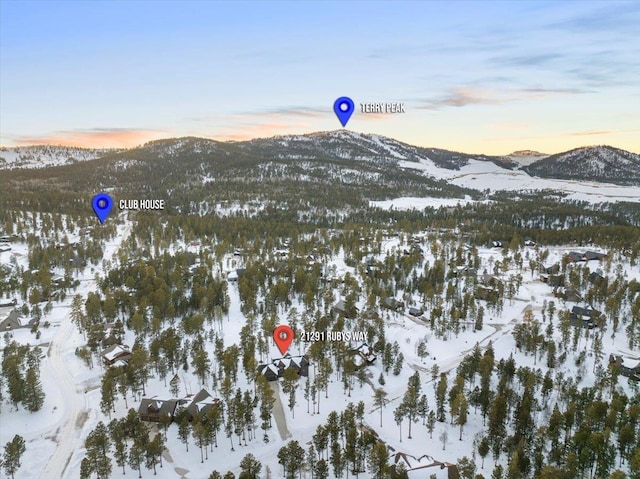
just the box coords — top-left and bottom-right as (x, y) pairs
(0, 310), (34, 329)
(102, 344), (131, 361)
(138, 398), (179, 417)
(259, 364), (280, 377)
(187, 389), (221, 416)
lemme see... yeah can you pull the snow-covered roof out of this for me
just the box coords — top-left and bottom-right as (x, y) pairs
(102, 344), (130, 361)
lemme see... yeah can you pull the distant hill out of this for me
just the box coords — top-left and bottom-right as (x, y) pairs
(0, 145), (118, 170)
(523, 146), (640, 186)
(1, 134), (638, 193)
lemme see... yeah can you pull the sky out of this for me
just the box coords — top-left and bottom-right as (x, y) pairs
(1, 0), (639, 154)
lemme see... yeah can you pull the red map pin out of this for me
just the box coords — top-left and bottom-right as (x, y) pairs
(273, 324), (294, 356)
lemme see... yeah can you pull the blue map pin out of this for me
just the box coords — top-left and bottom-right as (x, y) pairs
(334, 96), (354, 127)
(92, 192), (113, 224)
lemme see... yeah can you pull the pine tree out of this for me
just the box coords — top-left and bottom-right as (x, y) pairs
(478, 437), (490, 469)
(436, 373), (448, 422)
(373, 389), (387, 427)
(23, 366), (45, 412)
(454, 392), (468, 440)
(393, 403), (406, 442)
(2, 435), (25, 479)
(128, 440), (145, 479)
(100, 370), (116, 419)
(282, 367), (300, 418)
(367, 442), (389, 479)
(239, 453), (262, 479)
(400, 371), (421, 438)
(178, 413), (191, 452)
(85, 422), (112, 479)
(193, 416), (208, 463)
(427, 410), (436, 439)
(146, 432), (164, 474)
(109, 418), (128, 474)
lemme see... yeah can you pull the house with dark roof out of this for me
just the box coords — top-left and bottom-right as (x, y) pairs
(540, 264), (560, 275)
(351, 343), (377, 369)
(588, 272), (606, 285)
(257, 354), (310, 381)
(566, 251), (586, 262)
(383, 297), (405, 312)
(553, 287), (582, 303)
(408, 307), (424, 317)
(186, 389), (222, 420)
(585, 251), (607, 261)
(0, 310), (36, 331)
(569, 306), (599, 329)
(609, 355), (640, 381)
(257, 363), (280, 381)
(331, 299), (358, 319)
(138, 398), (180, 422)
(274, 354), (309, 377)
(474, 285), (498, 302)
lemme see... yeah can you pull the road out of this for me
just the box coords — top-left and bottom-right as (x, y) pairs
(43, 221), (131, 478)
(42, 307), (87, 479)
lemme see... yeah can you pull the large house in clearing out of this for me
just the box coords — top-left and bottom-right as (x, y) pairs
(138, 398), (181, 422)
(609, 355), (640, 381)
(0, 309), (37, 331)
(186, 388), (223, 420)
(102, 344), (133, 367)
(257, 353), (310, 381)
(351, 343), (377, 369)
(569, 306), (600, 329)
(139, 388), (222, 423)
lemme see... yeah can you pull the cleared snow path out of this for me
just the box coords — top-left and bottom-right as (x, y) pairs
(269, 382), (292, 440)
(43, 221), (131, 478)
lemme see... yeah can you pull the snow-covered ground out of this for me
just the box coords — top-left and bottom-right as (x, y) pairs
(1, 207), (639, 479)
(0, 146), (116, 170)
(369, 196), (477, 211)
(399, 158), (640, 203)
(0, 221), (132, 478)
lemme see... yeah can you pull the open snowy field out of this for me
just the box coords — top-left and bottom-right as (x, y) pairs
(399, 158), (640, 203)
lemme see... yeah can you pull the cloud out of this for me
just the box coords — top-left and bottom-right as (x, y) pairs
(547, 2), (640, 33)
(489, 53), (564, 68)
(9, 128), (166, 148)
(419, 87), (504, 110)
(419, 85), (588, 110)
(569, 129), (640, 137)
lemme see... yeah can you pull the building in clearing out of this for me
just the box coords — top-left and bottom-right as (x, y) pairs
(102, 344), (132, 366)
(609, 355), (640, 381)
(351, 343), (377, 368)
(138, 398), (180, 422)
(186, 389), (223, 420)
(0, 309), (36, 331)
(257, 354), (310, 381)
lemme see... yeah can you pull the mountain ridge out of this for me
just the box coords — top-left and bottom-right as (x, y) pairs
(1, 132), (638, 186)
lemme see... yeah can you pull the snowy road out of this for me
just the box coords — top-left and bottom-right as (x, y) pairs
(42, 308), (87, 478)
(42, 221), (131, 478)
